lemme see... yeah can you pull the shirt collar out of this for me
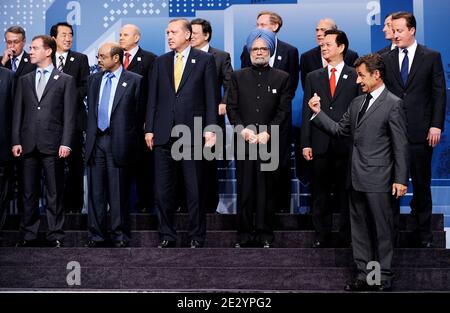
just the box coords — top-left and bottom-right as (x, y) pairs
(37, 63), (55, 74)
(369, 83), (385, 101)
(56, 51), (69, 60)
(125, 45), (139, 58)
(175, 45), (191, 60)
(327, 61), (345, 74)
(13, 50), (25, 62)
(400, 40), (417, 56)
(104, 65), (123, 79)
(199, 43), (210, 53)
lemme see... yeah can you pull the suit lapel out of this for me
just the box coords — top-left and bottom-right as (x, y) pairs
(111, 71), (128, 114)
(176, 49), (196, 93)
(313, 46), (324, 69)
(92, 73), (102, 118)
(16, 52), (30, 76)
(40, 68), (59, 102)
(319, 68), (332, 103)
(357, 88), (388, 127)
(166, 52), (175, 93)
(273, 41), (285, 68)
(406, 44), (424, 87)
(127, 48), (141, 71)
(332, 65), (351, 101)
(390, 48), (404, 88)
(27, 70), (39, 101)
(62, 51), (74, 73)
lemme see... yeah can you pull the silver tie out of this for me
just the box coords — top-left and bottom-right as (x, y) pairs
(36, 69), (47, 102)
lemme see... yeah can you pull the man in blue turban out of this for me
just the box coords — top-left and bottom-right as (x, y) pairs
(227, 28), (292, 249)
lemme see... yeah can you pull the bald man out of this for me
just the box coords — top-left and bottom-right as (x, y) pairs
(85, 42), (143, 248)
(119, 24), (157, 213)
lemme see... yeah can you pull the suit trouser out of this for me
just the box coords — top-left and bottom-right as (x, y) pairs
(0, 162), (12, 231)
(63, 130), (85, 212)
(409, 143), (433, 243)
(154, 144), (205, 242)
(87, 133), (131, 243)
(20, 150), (65, 241)
(135, 130), (155, 212)
(349, 188), (394, 284)
(236, 159), (276, 244)
(310, 152), (349, 243)
(275, 118), (292, 212)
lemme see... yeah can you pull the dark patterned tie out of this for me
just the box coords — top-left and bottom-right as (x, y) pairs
(400, 49), (409, 86)
(58, 55), (65, 72)
(357, 93), (372, 124)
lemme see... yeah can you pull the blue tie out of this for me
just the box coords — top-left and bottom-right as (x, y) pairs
(400, 49), (409, 86)
(98, 72), (114, 131)
(11, 57), (17, 72)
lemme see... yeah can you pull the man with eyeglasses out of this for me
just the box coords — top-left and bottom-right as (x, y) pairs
(1, 26), (36, 78)
(50, 22), (90, 214)
(227, 29), (291, 248)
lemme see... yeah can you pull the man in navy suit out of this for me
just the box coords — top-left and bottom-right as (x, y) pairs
(0, 67), (14, 233)
(145, 18), (218, 248)
(84, 42), (142, 248)
(12, 35), (77, 247)
(383, 12), (447, 248)
(50, 22), (90, 213)
(241, 11), (299, 213)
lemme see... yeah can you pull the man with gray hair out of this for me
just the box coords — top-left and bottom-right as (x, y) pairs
(228, 28), (291, 248)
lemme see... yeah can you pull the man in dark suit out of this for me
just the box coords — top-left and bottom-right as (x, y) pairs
(119, 24), (157, 213)
(84, 42), (142, 248)
(50, 22), (90, 213)
(377, 14), (396, 55)
(0, 67), (14, 232)
(241, 11), (299, 213)
(12, 35), (77, 247)
(1, 26), (36, 214)
(300, 18), (359, 90)
(191, 18), (233, 213)
(301, 30), (361, 248)
(145, 18), (218, 248)
(308, 54), (409, 292)
(228, 29), (291, 248)
(1, 26), (36, 78)
(383, 12), (447, 248)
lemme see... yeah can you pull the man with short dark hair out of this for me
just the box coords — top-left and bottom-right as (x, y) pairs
(1, 26), (36, 77)
(377, 14), (396, 55)
(383, 11), (447, 248)
(301, 30), (360, 248)
(50, 22), (90, 213)
(308, 53), (409, 292)
(12, 35), (77, 247)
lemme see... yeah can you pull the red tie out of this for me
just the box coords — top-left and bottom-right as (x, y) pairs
(124, 52), (131, 70)
(329, 67), (336, 97)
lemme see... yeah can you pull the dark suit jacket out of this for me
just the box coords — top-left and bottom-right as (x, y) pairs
(377, 45), (392, 55)
(312, 88), (409, 192)
(1, 51), (36, 77)
(300, 46), (359, 90)
(12, 68), (77, 155)
(85, 70), (142, 167)
(208, 46), (233, 104)
(382, 45), (447, 143)
(227, 66), (291, 144)
(241, 39), (299, 95)
(53, 50), (90, 130)
(125, 47), (156, 123)
(0, 67), (14, 163)
(145, 48), (218, 146)
(301, 64), (361, 155)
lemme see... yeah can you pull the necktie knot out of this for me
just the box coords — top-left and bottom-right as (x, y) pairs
(106, 72), (115, 80)
(366, 93), (373, 101)
(330, 67), (336, 73)
(123, 52), (131, 70)
(125, 52), (131, 58)
(403, 49), (408, 55)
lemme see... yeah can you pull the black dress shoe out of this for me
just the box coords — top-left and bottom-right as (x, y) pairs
(344, 279), (369, 292)
(234, 241), (253, 248)
(312, 240), (328, 248)
(190, 240), (203, 248)
(48, 240), (63, 248)
(158, 240), (176, 248)
(262, 240), (272, 248)
(419, 241), (433, 248)
(113, 240), (129, 248)
(84, 240), (105, 248)
(15, 240), (37, 247)
(375, 281), (393, 292)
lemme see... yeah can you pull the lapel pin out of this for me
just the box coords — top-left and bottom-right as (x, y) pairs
(272, 89), (277, 94)
(137, 57), (142, 62)
(191, 59), (196, 64)
(54, 75), (60, 80)
(277, 56), (282, 60)
(343, 74), (348, 79)
(70, 57), (75, 62)
(122, 82), (127, 87)
(24, 58), (28, 62)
